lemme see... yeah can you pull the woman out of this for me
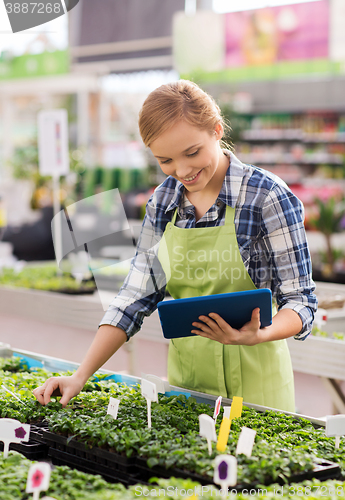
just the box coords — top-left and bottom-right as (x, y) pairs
(33, 80), (317, 412)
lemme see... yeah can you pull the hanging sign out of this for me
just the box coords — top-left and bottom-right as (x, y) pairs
(26, 463), (52, 500)
(326, 414), (345, 449)
(213, 396), (222, 423)
(107, 397), (120, 420)
(213, 455), (237, 499)
(141, 379), (158, 429)
(0, 418), (30, 458)
(199, 414), (217, 456)
(230, 397), (243, 420)
(38, 109), (69, 177)
(236, 427), (256, 457)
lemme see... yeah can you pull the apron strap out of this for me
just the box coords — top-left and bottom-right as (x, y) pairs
(171, 208), (178, 225)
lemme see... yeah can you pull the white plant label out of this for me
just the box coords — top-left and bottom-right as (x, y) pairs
(141, 379), (158, 429)
(213, 455), (238, 498)
(107, 397), (120, 420)
(199, 414), (217, 455)
(223, 406), (231, 420)
(236, 427), (256, 457)
(142, 374), (170, 394)
(326, 414), (345, 448)
(213, 395), (222, 421)
(0, 418), (30, 458)
(26, 463), (51, 500)
(38, 109), (69, 176)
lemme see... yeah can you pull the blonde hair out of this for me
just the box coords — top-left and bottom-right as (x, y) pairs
(138, 79), (230, 148)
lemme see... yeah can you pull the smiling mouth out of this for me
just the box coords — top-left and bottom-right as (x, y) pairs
(183, 170), (201, 182)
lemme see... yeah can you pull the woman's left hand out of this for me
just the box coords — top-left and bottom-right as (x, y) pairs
(191, 308), (264, 346)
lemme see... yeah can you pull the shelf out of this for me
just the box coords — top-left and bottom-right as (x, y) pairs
(241, 129), (345, 143)
(240, 153), (343, 165)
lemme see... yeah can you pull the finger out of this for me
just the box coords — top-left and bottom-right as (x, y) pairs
(192, 321), (215, 335)
(59, 389), (73, 408)
(43, 379), (60, 406)
(191, 328), (212, 338)
(251, 307), (261, 327)
(208, 313), (234, 331)
(32, 386), (46, 405)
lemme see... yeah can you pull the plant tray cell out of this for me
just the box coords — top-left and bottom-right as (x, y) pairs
(0, 439), (48, 460)
(42, 430), (136, 474)
(48, 448), (146, 487)
(135, 457), (342, 490)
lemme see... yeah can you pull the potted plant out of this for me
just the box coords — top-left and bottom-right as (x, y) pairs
(310, 197), (345, 282)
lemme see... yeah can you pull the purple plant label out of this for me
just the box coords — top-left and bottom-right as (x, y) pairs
(14, 426), (27, 440)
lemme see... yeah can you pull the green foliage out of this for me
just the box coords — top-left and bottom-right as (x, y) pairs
(311, 197), (345, 236)
(0, 265), (95, 292)
(1, 357), (345, 493)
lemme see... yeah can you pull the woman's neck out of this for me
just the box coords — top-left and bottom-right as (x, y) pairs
(186, 151), (229, 221)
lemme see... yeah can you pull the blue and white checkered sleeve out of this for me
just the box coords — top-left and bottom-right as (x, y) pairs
(260, 183), (318, 340)
(99, 191), (167, 339)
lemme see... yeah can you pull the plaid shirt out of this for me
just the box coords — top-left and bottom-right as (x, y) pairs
(100, 151), (317, 340)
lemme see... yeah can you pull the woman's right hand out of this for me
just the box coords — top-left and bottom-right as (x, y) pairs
(33, 373), (85, 407)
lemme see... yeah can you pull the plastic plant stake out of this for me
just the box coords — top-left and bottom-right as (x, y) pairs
(2, 385), (27, 405)
(230, 396), (243, 419)
(217, 417), (231, 453)
(107, 397), (120, 420)
(223, 406), (231, 419)
(26, 462), (51, 500)
(236, 427), (256, 457)
(0, 418), (30, 458)
(325, 414), (345, 449)
(199, 414), (217, 455)
(141, 379), (158, 428)
(142, 374), (170, 394)
(213, 395), (222, 423)
(214, 455), (237, 499)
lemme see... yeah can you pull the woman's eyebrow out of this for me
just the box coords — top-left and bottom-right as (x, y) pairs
(155, 143), (201, 159)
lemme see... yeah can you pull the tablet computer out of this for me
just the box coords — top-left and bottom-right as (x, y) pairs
(157, 288), (272, 339)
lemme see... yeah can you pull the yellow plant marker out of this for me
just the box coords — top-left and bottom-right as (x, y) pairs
(230, 396), (243, 419)
(216, 417), (231, 452)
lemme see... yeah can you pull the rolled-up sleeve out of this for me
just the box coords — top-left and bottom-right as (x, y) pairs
(260, 183), (318, 340)
(99, 191), (167, 340)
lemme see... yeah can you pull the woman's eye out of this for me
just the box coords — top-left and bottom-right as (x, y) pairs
(160, 159), (171, 165)
(187, 150), (199, 157)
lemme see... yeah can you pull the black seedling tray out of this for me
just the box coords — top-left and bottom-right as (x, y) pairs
(135, 456), (342, 490)
(0, 438), (48, 460)
(42, 430), (136, 475)
(49, 447), (146, 486)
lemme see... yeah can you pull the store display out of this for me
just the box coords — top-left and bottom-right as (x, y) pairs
(235, 112), (345, 185)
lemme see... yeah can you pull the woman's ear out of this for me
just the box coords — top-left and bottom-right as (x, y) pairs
(215, 122), (224, 140)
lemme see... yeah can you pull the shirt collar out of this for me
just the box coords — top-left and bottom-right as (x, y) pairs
(218, 150), (245, 208)
(164, 150), (245, 214)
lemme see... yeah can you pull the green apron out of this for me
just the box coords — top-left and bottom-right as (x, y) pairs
(158, 204), (295, 412)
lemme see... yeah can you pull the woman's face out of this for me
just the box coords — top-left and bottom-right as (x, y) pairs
(149, 120), (226, 193)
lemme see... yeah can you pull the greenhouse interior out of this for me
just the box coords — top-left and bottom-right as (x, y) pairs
(1, 1), (345, 499)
